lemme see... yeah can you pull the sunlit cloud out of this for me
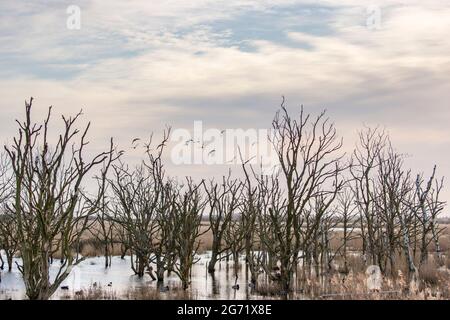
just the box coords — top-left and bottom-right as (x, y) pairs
(0, 1), (449, 205)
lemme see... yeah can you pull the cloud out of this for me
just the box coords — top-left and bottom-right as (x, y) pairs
(0, 1), (449, 206)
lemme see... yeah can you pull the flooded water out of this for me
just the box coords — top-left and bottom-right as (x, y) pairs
(0, 251), (272, 300)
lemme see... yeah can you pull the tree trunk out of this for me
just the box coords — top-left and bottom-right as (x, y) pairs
(120, 244), (127, 260)
(208, 241), (219, 273)
(430, 221), (442, 260)
(400, 217), (417, 276)
(24, 250), (53, 300)
(104, 244), (110, 268)
(6, 252), (13, 272)
(156, 255), (165, 282)
(134, 255), (147, 277)
(147, 265), (157, 281)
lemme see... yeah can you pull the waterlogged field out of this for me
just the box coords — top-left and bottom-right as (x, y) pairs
(2, 249), (450, 300)
(0, 251), (271, 300)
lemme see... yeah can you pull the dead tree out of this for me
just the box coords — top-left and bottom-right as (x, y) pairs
(0, 151), (11, 204)
(267, 99), (345, 293)
(153, 180), (178, 282)
(240, 159), (265, 286)
(110, 130), (171, 280)
(336, 188), (358, 273)
(0, 152), (16, 271)
(110, 162), (159, 279)
(315, 198), (344, 273)
(399, 197), (418, 276)
(172, 178), (207, 290)
(4, 98), (116, 299)
(0, 209), (18, 272)
(374, 144), (413, 275)
(302, 192), (342, 276)
(204, 172), (243, 273)
(113, 222), (130, 259)
(350, 127), (388, 266)
(414, 166), (445, 266)
(254, 172), (284, 282)
(88, 188), (114, 268)
(223, 212), (245, 287)
(144, 130), (176, 281)
(425, 177), (445, 261)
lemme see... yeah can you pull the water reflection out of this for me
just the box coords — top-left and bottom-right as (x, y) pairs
(1, 251), (276, 300)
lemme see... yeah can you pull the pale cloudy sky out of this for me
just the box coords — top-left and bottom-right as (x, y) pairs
(0, 1), (449, 206)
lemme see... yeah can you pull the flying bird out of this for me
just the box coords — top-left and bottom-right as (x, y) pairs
(131, 138), (141, 149)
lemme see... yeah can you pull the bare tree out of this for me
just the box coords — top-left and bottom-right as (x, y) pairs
(374, 144), (413, 275)
(109, 130), (171, 280)
(240, 161), (265, 286)
(153, 179), (178, 282)
(223, 211), (246, 288)
(110, 162), (159, 279)
(0, 152), (16, 271)
(266, 99), (345, 293)
(414, 166), (445, 266)
(0, 209), (18, 272)
(113, 221), (130, 259)
(4, 98), (116, 299)
(0, 152), (11, 203)
(350, 127), (388, 267)
(335, 188), (358, 273)
(88, 188), (115, 268)
(204, 172), (242, 273)
(399, 193), (418, 276)
(255, 172), (286, 283)
(350, 128), (447, 280)
(172, 178), (207, 290)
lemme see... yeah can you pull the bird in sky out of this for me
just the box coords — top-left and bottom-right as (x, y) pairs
(131, 138), (140, 149)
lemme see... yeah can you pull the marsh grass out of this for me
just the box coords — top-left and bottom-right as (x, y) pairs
(64, 284), (196, 300)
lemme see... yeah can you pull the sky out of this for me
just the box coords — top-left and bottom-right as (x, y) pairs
(0, 1), (449, 208)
